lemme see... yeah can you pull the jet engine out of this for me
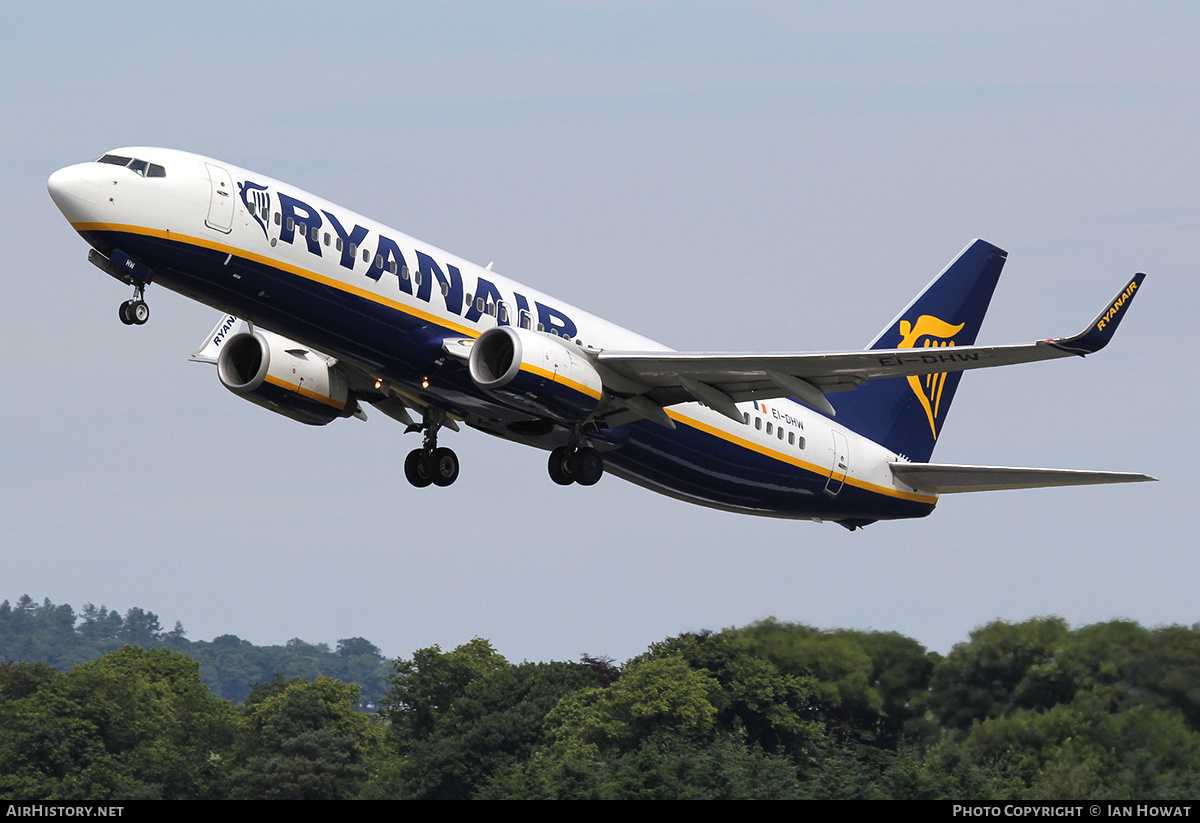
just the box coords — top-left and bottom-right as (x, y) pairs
(217, 331), (355, 425)
(468, 326), (605, 422)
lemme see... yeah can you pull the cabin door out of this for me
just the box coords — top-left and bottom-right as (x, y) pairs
(825, 430), (849, 497)
(203, 163), (235, 234)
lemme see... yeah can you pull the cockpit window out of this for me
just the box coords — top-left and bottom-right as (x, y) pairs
(95, 154), (167, 178)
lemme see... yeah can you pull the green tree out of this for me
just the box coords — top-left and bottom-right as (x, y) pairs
(337, 637), (381, 658)
(709, 620), (935, 746)
(116, 607), (162, 646)
(0, 647), (238, 800)
(484, 730), (806, 799)
(963, 693), (1200, 800)
(640, 629), (822, 754)
(364, 660), (601, 799)
(381, 638), (509, 744)
(929, 617), (1073, 729)
(545, 656), (720, 757)
(230, 675), (381, 800)
(76, 603), (122, 643)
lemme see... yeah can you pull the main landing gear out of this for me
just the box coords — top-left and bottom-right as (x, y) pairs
(118, 286), (150, 326)
(548, 445), (604, 486)
(403, 410), (460, 488)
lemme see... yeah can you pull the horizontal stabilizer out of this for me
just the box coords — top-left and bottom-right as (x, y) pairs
(890, 462), (1156, 494)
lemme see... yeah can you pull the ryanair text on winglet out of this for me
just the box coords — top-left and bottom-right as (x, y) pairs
(1097, 279), (1139, 331)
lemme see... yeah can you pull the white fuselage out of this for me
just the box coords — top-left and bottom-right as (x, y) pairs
(47, 147), (936, 524)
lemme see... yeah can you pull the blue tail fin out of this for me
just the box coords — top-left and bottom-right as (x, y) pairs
(832, 239), (1008, 463)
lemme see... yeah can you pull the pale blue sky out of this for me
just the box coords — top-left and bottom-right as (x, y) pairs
(4, 2), (1196, 663)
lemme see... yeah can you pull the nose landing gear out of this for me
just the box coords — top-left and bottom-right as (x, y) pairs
(102, 249), (153, 326)
(118, 278), (150, 326)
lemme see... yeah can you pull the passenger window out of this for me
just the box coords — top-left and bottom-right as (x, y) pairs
(311, 226), (318, 241)
(336, 238), (343, 252)
(537, 323), (545, 332)
(390, 261), (398, 275)
(499, 306), (508, 322)
(778, 428), (784, 440)
(754, 418), (762, 431)
(323, 233), (331, 246)
(362, 248), (370, 263)
(476, 297), (485, 312)
(375, 254), (384, 268)
(766, 422), (773, 435)
(287, 217), (295, 231)
(788, 432), (795, 445)
(274, 213), (281, 226)
(440, 282), (449, 296)
(348, 243), (356, 256)
(743, 412), (750, 425)
(798, 436), (806, 450)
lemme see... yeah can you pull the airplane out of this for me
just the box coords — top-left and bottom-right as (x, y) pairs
(47, 148), (1154, 529)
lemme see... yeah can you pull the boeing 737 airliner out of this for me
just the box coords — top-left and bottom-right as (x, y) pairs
(47, 148), (1153, 529)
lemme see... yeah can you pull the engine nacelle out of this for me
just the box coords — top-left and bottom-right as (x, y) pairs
(468, 326), (605, 422)
(217, 331), (354, 426)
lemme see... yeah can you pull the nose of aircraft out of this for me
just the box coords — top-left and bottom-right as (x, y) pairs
(47, 164), (100, 222)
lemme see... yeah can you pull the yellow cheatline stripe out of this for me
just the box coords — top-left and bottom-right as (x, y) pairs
(72, 221), (479, 339)
(263, 374), (346, 409)
(665, 409), (937, 505)
(81, 220), (608, 399)
(519, 363), (603, 400)
(76, 222), (931, 503)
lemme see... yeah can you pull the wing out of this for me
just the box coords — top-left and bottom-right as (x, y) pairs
(889, 463), (1155, 493)
(594, 273), (1144, 424)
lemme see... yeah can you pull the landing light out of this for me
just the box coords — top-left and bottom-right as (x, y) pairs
(421, 378), (430, 389)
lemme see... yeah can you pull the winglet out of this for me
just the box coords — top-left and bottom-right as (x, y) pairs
(1049, 273), (1145, 355)
(190, 313), (244, 364)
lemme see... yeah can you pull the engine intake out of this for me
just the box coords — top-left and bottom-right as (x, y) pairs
(468, 326), (604, 422)
(217, 331), (353, 426)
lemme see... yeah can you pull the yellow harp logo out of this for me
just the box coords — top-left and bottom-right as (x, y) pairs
(897, 315), (965, 440)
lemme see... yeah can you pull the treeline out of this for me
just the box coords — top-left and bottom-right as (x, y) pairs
(0, 596), (389, 707)
(3, 615), (1200, 799)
